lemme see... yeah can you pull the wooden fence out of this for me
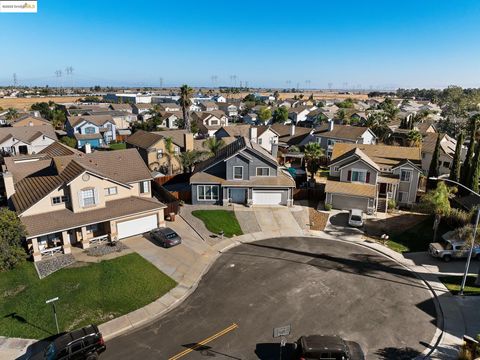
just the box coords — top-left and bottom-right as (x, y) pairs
(152, 182), (180, 217)
(293, 187), (325, 201)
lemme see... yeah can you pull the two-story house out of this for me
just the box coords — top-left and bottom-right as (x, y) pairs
(288, 106), (316, 124)
(421, 133), (465, 176)
(192, 111), (229, 136)
(314, 121), (377, 158)
(0, 125), (57, 155)
(158, 111), (182, 129)
(66, 115), (117, 149)
(214, 125), (279, 154)
(158, 103), (181, 112)
(325, 143), (422, 214)
(218, 103), (239, 118)
(199, 102), (219, 112)
(191, 137), (295, 206)
(126, 129), (194, 173)
(2, 144), (166, 262)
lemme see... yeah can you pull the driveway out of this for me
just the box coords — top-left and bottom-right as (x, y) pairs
(253, 206), (303, 233)
(104, 237), (438, 359)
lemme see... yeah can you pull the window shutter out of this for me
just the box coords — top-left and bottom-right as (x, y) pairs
(94, 188), (99, 205)
(347, 170), (351, 181)
(366, 172), (370, 183)
(78, 191), (83, 208)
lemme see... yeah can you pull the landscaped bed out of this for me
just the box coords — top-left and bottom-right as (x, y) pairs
(0, 253), (176, 339)
(109, 142), (126, 150)
(192, 210), (243, 237)
(440, 275), (480, 296)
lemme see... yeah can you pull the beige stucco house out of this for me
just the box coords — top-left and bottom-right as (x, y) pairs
(2, 142), (166, 262)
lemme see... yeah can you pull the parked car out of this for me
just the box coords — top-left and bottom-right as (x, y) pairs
(429, 231), (480, 262)
(294, 335), (364, 360)
(27, 324), (105, 360)
(149, 227), (182, 248)
(348, 209), (364, 227)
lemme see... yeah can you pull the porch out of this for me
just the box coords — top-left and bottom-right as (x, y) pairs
(376, 176), (400, 213)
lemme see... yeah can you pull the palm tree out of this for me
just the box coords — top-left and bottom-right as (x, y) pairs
(5, 108), (19, 121)
(407, 130), (422, 147)
(51, 109), (66, 130)
(177, 150), (203, 173)
(179, 85), (194, 132)
(366, 112), (391, 143)
(203, 137), (225, 156)
(304, 142), (325, 181)
(164, 137), (175, 175)
(384, 106), (399, 123)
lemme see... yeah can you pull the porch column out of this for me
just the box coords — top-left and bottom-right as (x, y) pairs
(157, 210), (166, 228)
(31, 238), (42, 262)
(61, 231), (71, 254)
(109, 220), (118, 241)
(80, 226), (90, 249)
(222, 187), (229, 206)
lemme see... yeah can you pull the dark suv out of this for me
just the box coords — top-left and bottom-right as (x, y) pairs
(27, 324), (106, 360)
(294, 335), (364, 360)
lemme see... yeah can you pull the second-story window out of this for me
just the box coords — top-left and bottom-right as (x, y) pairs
(105, 186), (117, 196)
(84, 127), (96, 134)
(52, 195), (69, 205)
(349, 169), (368, 183)
(140, 181), (150, 193)
(80, 189), (96, 207)
(233, 166), (243, 180)
(256, 167), (270, 176)
(400, 169), (412, 182)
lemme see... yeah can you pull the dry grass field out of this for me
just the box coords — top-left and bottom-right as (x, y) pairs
(0, 96), (82, 110)
(220, 91), (369, 101)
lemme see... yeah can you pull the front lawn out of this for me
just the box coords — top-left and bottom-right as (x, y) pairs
(192, 210), (243, 237)
(440, 275), (480, 296)
(386, 216), (452, 253)
(0, 253), (176, 339)
(109, 142), (126, 150)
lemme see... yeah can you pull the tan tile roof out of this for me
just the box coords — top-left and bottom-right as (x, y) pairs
(216, 125), (251, 138)
(152, 129), (190, 148)
(315, 124), (371, 140)
(0, 125), (57, 144)
(74, 133), (103, 140)
(325, 179), (376, 198)
(39, 141), (83, 157)
(22, 196), (165, 238)
(67, 115), (114, 127)
(125, 130), (162, 149)
(331, 143), (421, 166)
(191, 169), (295, 187)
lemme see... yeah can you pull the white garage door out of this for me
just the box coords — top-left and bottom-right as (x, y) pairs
(117, 214), (158, 239)
(331, 194), (369, 212)
(252, 190), (283, 205)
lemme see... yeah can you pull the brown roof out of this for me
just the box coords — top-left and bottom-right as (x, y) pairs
(325, 179), (376, 198)
(11, 115), (51, 126)
(109, 103), (132, 111)
(216, 125), (251, 138)
(67, 115), (114, 127)
(315, 124), (372, 140)
(39, 141), (83, 158)
(22, 196), (165, 238)
(152, 129), (190, 148)
(74, 133), (103, 140)
(191, 169), (295, 187)
(125, 130), (162, 149)
(270, 124), (312, 145)
(0, 125), (57, 144)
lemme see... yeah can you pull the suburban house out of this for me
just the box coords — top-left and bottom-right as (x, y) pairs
(421, 132), (464, 176)
(0, 125), (57, 155)
(126, 129), (194, 173)
(2, 145), (165, 262)
(108, 103), (133, 113)
(212, 95), (227, 103)
(66, 115), (116, 149)
(190, 137), (295, 206)
(325, 143), (423, 214)
(82, 110), (136, 130)
(288, 106), (316, 124)
(218, 103), (239, 118)
(158, 103), (181, 112)
(192, 111), (229, 136)
(242, 113), (258, 125)
(158, 112), (182, 129)
(199, 102), (219, 112)
(270, 124), (315, 149)
(132, 103), (152, 115)
(214, 125), (279, 153)
(9, 114), (52, 127)
(314, 121), (377, 158)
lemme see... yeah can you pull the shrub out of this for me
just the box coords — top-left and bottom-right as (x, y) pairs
(387, 199), (396, 209)
(444, 208), (473, 228)
(324, 203), (332, 211)
(0, 208), (27, 271)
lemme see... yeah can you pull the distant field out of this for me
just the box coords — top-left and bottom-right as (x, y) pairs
(0, 96), (82, 110)
(222, 91), (369, 101)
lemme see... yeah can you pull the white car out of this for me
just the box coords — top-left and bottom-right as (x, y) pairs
(348, 209), (364, 227)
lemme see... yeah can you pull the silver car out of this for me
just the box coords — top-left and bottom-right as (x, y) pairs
(348, 209), (364, 227)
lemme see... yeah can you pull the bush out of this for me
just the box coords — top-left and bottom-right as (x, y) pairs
(324, 203), (332, 211)
(444, 208), (473, 228)
(387, 199), (396, 209)
(0, 208), (27, 271)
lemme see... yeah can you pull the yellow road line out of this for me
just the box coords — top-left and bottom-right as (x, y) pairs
(168, 323), (239, 360)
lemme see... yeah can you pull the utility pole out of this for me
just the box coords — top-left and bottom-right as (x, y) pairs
(159, 77), (163, 89)
(13, 73), (18, 87)
(328, 82), (333, 91)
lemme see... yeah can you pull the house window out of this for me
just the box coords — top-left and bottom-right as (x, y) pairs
(350, 169), (367, 183)
(210, 120), (219, 125)
(86, 224), (98, 234)
(157, 149), (163, 158)
(52, 196), (69, 205)
(333, 166), (339, 172)
(400, 169), (412, 182)
(174, 147), (180, 155)
(84, 127), (96, 134)
(398, 191), (408, 203)
(327, 139), (336, 146)
(104, 186), (117, 196)
(256, 167), (270, 176)
(140, 181), (150, 193)
(258, 138), (263, 145)
(80, 189), (96, 207)
(197, 185), (219, 201)
(233, 166), (243, 180)
(443, 161), (450, 168)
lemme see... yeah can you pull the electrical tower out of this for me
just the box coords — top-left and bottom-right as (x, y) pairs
(13, 73), (17, 87)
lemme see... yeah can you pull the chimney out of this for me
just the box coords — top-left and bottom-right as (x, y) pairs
(271, 143), (279, 159)
(328, 120), (334, 131)
(3, 171), (15, 199)
(290, 124), (295, 136)
(84, 143), (92, 154)
(249, 127), (257, 143)
(184, 132), (194, 151)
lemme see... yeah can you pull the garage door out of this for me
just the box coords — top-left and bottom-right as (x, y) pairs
(117, 214), (158, 239)
(331, 194), (369, 212)
(252, 190), (284, 205)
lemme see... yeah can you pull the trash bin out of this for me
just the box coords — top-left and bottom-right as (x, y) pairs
(169, 212), (176, 222)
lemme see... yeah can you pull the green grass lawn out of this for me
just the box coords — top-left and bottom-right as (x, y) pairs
(192, 210), (243, 237)
(109, 142), (126, 150)
(440, 275), (480, 296)
(0, 253), (176, 339)
(386, 216), (451, 253)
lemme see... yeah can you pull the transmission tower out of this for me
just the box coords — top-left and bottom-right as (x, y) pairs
(159, 77), (163, 88)
(13, 73), (17, 87)
(305, 80), (311, 89)
(328, 82), (333, 91)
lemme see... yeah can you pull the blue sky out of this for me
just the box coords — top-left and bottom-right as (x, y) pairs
(1, 0), (480, 89)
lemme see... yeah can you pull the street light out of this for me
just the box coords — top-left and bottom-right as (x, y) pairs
(429, 177), (480, 296)
(46, 297), (60, 334)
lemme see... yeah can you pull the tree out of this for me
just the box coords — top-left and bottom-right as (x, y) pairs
(407, 130), (422, 147)
(51, 109), (66, 130)
(304, 142), (325, 181)
(177, 150), (203, 173)
(427, 135), (441, 190)
(272, 106), (289, 123)
(384, 106), (399, 123)
(0, 208), (27, 271)
(179, 85), (193, 131)
(365, 112), (391, 143)
(461, 115), (478, 186)
(164, 137), (175, 175)
(419, 181), (451, 241)
(258, 107), (272, 123)
(243, 94), (256, 102)
(5, 108), (19, 121)
(466, 140), (480, 193)
(59, 136), (77, 148)
(273, 91), (280, 101)
(203, 137), (225, 156)
(449, 132), (464, 183)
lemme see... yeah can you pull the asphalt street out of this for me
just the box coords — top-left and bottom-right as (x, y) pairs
(103, 237), (438, 360)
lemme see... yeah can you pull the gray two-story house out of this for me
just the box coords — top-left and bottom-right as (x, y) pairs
(190, 137), (295, 206)
(325, 143), (422, 214)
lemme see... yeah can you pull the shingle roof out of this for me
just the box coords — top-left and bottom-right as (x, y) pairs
(39, 141), (83, 157)
(152, 129), (190, 148)
(332, 147), (380, 171)
(109, 103), (132, 111)
(315, 124), (372, 140)
(216, 125), (251, 138)
(194, 137), (247, 173)
(190, 169), (295, 187)
(125, 130), (162, 149)
(0, 125), (57, 145)
(325, 179), (376, 198)
(67, 115), (115, 127)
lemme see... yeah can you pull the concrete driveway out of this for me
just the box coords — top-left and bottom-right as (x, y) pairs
(104, 237), (438, 360)
(253, 206), (303, 233)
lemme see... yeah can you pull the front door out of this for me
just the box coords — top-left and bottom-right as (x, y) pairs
(230, 188), (246, 204)
(379, 183), (387, 196)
